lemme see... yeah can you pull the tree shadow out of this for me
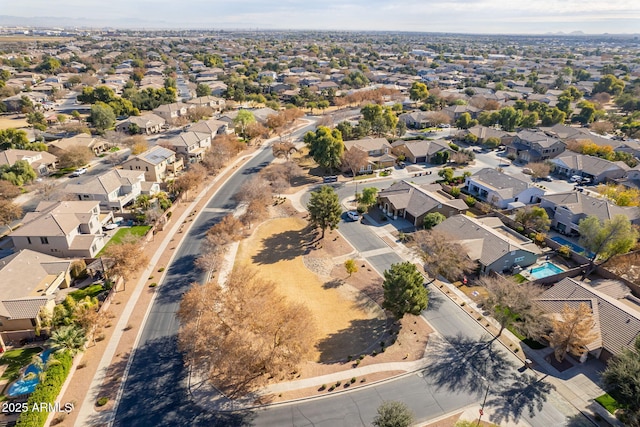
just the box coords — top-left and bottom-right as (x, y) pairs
(425, 284), (445, 311)
(422, 333), (515, 396)
(315, 317), (389, 363)
(323, 278), (344, 289)
(486, 373), (556, 425)
(362, 280), (385, 306)
(252, 226), (317, 264)
(106, 334), (255, 427)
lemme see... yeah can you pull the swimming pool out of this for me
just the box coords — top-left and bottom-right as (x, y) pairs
(529, 262), (564, 279)
(7, 348), (53, 397)
(551, 236), (594, 258)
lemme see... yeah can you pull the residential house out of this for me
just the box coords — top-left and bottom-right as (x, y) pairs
(505, 129), (566, 163)
(158, 131), (211, 163)
(188, 117), (230, 138)
(377, 181), (468, 226)
(465, 168), (546, 209)
(434, 214), (540, 274)
(121, 145), (184, 182)
(343, 137), (395, 172)
(442, 104), (482, 121)
(152, 102), (194, 123)
(398, 111), (450, 129)
(461, 125), (515, 145)
(391, 139), (452, 164)
(10, 200), (113, 258)
(115, 113), (166, 135)
(48, 133), (108, 156)
(537, 277), (640, 362)
(550, 153), (629, 184)
(0, 250), (72, 344)
(540, 192), (640, 235)
(186, 95), (226, 112)
(0, 149), (58, 176)
(63, 169), (153, 212)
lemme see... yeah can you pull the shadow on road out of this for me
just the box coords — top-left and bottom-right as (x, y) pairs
(110, 335), (255, 426)
(487, 373), (556, 425)
(423, 333), (514, 396)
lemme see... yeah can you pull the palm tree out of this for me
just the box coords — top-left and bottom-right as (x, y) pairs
(49, 325), (86, 355)
(31, 353), (61, 382)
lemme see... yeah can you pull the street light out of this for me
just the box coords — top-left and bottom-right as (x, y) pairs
(476, 377), (490, 427)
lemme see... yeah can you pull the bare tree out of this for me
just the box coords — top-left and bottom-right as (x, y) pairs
(527, 162), (551, 180)
(479, 275), (548, 339)
(272, 141), (297, 160)
(36, 181), (61, 201)
(187, 106), (214, 122)
(58, 146), (93, 168)
(341, 147), (369, 177)
(173, 164), (206, 199)
(235, 176), (272, 206)
(177, 266), (316, 396)
(0, 200), (22, 231)
(0, 180), (21, 200)
(412, 230), (477, 283)
(103, 236), (149, 281)
(546, 302), (597, 362)
(240, 199), (268, 228)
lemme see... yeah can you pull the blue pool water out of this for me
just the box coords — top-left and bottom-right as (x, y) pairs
(551, 236), (594, 258)
(529, 262), (564, 279)
(7, 348), (53, 397)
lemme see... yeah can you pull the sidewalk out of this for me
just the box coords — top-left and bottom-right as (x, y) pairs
(71, 148), (266, 427)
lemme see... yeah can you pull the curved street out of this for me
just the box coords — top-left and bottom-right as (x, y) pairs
(109, 125), (573, 427)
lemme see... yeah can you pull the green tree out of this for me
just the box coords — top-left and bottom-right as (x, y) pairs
(49, 325), (86, 355)
(541, 107), (566, 126)
(36, 56), (61, 73)
(498, 106), (523, 131)
(233, 109), (256, 139)
(0, 128), (47, 151)
(27, 111), (47, 131)
(521, 112), (539, 128)
(382, 262), (428, 319)
(515, 206), (551, 231)
(344, 259), (358, 277)
(409, 82), (429, 102)
(306, 185), (342, 239)
(196, 83), (212, 97)
(304, 126), (344, 173)
(423, 212), (445, 230)
(90, 102), (116, 133)
(578, 214), (639, 264)
(455, 112), (473, 130)
(593, 74), (625, 96)
(438, 167), (454, 182)
(372, 401), (414, 427)
(0, 159), (37, 186)
(358, 187), (378, 210)
(602, 336), (640, 425)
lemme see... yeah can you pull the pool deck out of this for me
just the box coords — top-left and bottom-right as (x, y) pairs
(520, 260), (566, 281)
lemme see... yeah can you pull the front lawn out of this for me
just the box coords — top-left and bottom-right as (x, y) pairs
(595, 393), (622, 414)
(99, 226), (151, 255)
(0, 347), (43, 382)
(68, 284), (105, 301)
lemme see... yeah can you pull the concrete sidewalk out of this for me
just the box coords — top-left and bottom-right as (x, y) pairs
(73, 149), (267, 427)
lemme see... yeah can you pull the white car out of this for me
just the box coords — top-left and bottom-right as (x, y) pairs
(570, 175), (582, 182)
(103, 223), (118, 231)
(70, 168), (87, 177)
(346, 211), (360, 221)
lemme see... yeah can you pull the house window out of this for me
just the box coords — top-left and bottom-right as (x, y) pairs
(27, 237), (32, 244)
(40, 237), (49, 244)
(146, 166), (149, 171)
(515, 256), (525, 262)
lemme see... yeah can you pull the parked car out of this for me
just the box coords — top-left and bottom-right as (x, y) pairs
(580, 177), (592, 185)
(570, 175), (582, 182)
(346, 211), (360, 221)
(540, 176), (553, 182)
(103, 223), (118, 231)
(70, 167), (87, 177)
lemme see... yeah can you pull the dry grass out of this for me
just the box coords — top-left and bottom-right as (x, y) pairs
(236, 217), (384, 362)
(0, 36), (71, 43)
(0, 115), (28, 130)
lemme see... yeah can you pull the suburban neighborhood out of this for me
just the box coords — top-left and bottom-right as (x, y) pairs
(0, 24), (639, 427)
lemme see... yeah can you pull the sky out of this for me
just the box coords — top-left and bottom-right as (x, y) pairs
(3, 0), (640, 34)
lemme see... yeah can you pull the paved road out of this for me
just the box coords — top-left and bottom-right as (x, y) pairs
(112, 120), (569, 426)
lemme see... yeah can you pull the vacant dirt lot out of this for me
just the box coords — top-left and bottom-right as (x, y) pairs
(236, 216), (387, 362)
(0, 115), (28, 130)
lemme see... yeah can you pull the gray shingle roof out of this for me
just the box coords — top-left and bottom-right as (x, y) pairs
(469, 168), (530, 198)
(1, 297), (51, 320)
(538, 277), (640, 356)
(541, 192), (640, 223)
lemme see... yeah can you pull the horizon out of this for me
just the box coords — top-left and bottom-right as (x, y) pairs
(2, 0), (640, 35)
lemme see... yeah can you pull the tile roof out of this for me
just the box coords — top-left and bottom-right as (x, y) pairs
(64, 169), (145, 196)
(11, 200), (100, 237)
(541, 192), (640, 223)
(0, 297), (52, 320)
(343, 137), (392, 153)
(434, 214), (540, 266)
(391, 139), (451, 158)
(538, 277), (640, 356)
(379, 180), (467, 218)
(133, 146), (176, 165)
(551, 153), (629, 176)
(0, 249), (71, 300)
(469, 168), (531, 199)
